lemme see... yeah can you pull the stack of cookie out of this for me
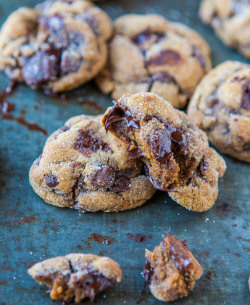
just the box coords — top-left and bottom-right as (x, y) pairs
(0, 0), (249, 303)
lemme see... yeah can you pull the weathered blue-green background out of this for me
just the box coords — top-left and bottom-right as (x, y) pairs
(0, 0), (249, 304)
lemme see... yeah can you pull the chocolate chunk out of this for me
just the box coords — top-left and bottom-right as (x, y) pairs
(241, 80), (250, 111)
(22, 50), (60, 87)
(111, 176), (130, 193)
(143, 260), (154, 285)
(192, 46), (206, 68)
(151, 72), (176, 84)
(146, 50), (182, 66)
(73, 130), (110, 156)
(45, 174), (59, 187)
(88, 166), (116, 188)
(103, 104), (140, 132)
(61, 50), (81, 74)
(132, 29), (164, 45)
(79, 13), (99, 35)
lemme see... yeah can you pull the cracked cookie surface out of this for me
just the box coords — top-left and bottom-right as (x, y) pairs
(103, 92), (226, 211)
(200, 0), (250, 58)
(188, 61), (250, 162)
(28, 253), (122, 303)
(143, 233), (203, 302)
(0, 0), (112, 92)
(96, 14), (211, 109)
(29, 115), (155, 212)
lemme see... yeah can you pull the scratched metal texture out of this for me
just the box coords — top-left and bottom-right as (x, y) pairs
(0, 0), (249, 304)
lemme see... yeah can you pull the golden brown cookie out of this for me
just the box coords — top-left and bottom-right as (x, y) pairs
(188, 61), (250, 162)
(0, 0), (112, 92)
(96, 14), (211, 109)
(103, 92), (226, 211)
(143, 233), (203, 302)
(28, 253), (122, 303)
(200, 0), (250, 58)
(29, 115), (155, 212)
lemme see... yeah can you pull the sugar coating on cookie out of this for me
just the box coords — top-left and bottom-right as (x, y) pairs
(29, 115), (155, 212)
(0, 0), (112, 92)
(96, 14), (211, 109)
(200, 0), (250, 58)
(188, 61), (250, 162)
(28, 253), (122, 303)
(103, 92), (225, 211)
(143, 233), (203, 302)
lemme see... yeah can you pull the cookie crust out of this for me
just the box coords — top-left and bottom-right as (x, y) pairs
(28, 253), (122, 303)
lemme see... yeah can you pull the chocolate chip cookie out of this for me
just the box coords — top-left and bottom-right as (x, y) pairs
(200, 0), (250, 58)
(96, 14), (211, 109)
(29, 115), (155, 212)
(28, 253), (122, 303)
(103, 92), (226, 211)
(0, 0), (112, 92)
(188, 61), (250, 162)
(143, 233), (203, 302)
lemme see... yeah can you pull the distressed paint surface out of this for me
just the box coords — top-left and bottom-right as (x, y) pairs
(0, 0), (249, 304)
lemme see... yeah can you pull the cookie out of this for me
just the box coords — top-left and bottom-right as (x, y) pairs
(200, 0), (250, 58)
(96, 14), (211, 109)
(103, 92), (226, 211)
(188, 61), (250, 162)
(29, 115), (155, 212)
(0, 0), (112, 92)
(143, 233), (203, 302)
(28, 253), (122, 303)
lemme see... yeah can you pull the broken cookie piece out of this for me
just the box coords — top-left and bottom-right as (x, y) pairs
(29, 115), (155, 212)
(28, 253), (122, 303)
(103, 92), (226, 211)
(143, 233), (203, 302)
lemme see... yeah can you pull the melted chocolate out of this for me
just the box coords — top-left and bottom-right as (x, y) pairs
(104, 104), (140, 131)
(143, 260), (154, 285)
(241, 80), (250, 110)
(148, 126), (186, 164)
(45, 174), (59, 187)
(73, 130), (111, 156)
(16, 117), (47, 136)
(146, 50), (182, 66)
